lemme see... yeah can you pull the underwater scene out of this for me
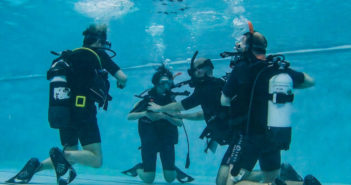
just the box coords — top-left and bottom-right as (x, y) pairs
(0, 0), (350, 184)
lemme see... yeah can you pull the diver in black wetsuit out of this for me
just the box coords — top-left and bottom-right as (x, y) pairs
(6, 24), (127, 185)
(123, 65), (193, 184)
(220, 21), (319, 185)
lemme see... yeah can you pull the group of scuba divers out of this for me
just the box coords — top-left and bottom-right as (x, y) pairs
(6, 21), (323, 185)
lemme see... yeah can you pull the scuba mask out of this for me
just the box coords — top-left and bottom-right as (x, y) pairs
(152, 64), (174, 93)
(187, 51), (214, 87)
(157, 77), (173, 91)
(187, 51), (214, 79)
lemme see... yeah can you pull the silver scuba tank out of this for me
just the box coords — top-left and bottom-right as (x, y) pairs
(48, 60), (72, 129)
(267, 72), (294, 150)
(268, 73), (293, 127)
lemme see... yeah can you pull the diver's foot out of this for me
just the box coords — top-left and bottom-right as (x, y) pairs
(303, 175), (321, 185)
(121, 163), (142, 177)
(272, 177), (287, 185)
(280, 163), (303, 181)
(49, 147), (76, 185)
(6, 158), (41, 184)
(175, 167), (194, 183)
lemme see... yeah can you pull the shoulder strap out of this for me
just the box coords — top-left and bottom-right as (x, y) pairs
(72, 47), (102, 69)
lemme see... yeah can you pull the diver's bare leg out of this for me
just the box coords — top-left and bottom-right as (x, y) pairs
(216, 165), (230, 185)
(64, 143), (102, 168)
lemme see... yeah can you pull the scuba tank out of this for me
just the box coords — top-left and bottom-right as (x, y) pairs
(267, 59), (295, 150)
(47, 57), (72, 129)
(268, 73), (293, 127)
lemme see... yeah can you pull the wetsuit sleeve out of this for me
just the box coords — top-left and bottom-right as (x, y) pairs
(181, 88), (201, 110)
(286, 68), (305, 87)
(98, 50), (121, 75)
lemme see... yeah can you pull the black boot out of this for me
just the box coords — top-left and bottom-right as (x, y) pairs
(50, 147), (76, 185)
(303, 175), (322, 185)
(280, 163), (303, 181)
(175, 167), (194, 183)
(6, 158), (41, 184)
(121, 163), (143, 177)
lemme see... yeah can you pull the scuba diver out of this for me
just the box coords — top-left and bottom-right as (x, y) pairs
(220, 21), (320, 185)
(148, 52), (244, 185)
(122, 65), (194, 184)
(6, 24), (127, 185)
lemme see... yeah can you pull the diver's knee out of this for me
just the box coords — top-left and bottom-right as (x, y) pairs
(230, 168), (250, 183)
(163, 170), (176, 183)
(91, 155), (103, 168)
(140, 172), (156, 184)
(262, 169), (280, 183)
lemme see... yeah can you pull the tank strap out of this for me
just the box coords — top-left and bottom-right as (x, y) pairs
(72, 47), (102, 69)
(268, 93), (294, 104)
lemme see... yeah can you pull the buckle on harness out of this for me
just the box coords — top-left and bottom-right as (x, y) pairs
(269, 93), (294, 104)
(75, 96), (86, 107)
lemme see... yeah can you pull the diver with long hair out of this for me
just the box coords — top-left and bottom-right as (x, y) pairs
(123, 65), (193, 184)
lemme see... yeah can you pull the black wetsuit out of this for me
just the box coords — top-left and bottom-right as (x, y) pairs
(181, 77), (241, 164)
(222, 59), (305, 172)
(59, 48), (120, 147)
(133, 89), (178, 172)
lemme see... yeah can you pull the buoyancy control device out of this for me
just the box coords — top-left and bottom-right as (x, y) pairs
(47, 48), (111, 129)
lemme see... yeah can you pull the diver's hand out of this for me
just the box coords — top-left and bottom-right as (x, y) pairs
(146, 112), (165, 121)
(147, 102), (162, 112)
(117, 80), (126, 89)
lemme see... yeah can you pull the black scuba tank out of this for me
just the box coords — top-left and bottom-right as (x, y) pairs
(47, 59), (72, 129)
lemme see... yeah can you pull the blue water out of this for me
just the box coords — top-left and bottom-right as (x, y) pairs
(0, 0), (351, 184)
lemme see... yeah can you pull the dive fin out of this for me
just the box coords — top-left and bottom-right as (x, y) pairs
(280, 163), (303, 181)
(175, 167), (194, 183)
(6, 158), (41, 184)
(272, 177), (287, 185)
(121, 163), (142, 177)
(49, 147), (76, 185)
(303, 175), (322, 185)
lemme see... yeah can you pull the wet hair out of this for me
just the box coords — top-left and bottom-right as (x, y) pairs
(152, 65), (173, 86)
(244, 31), (267, 54)
(82, 24), (108, 46)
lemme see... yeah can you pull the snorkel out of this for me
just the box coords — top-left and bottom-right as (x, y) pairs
(187, 51), (215, 87)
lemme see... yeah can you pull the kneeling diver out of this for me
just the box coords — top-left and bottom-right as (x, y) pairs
(122, 65), (194, 184)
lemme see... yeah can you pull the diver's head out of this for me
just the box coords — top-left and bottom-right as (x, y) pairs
(236, 32), (267, 55)
(236, 21), (267, 60)
(152, 65), (174, 95)
(191, 58), (214, 79)
(82, 24), (111, 49)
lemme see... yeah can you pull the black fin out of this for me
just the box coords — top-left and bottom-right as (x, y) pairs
(280, 163), (303, 181)
(273, 177), (287, 185)
(6, 158), (41, 184)
(175, 167), (194, 183)
(49, 147), (76, 185)
(121, 163), (143, 177)
(303, 175), (322, 185)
